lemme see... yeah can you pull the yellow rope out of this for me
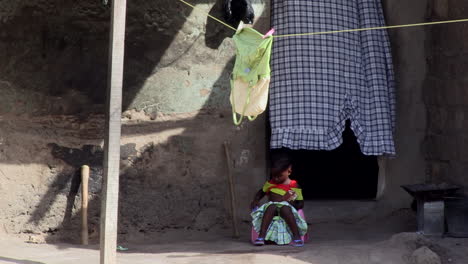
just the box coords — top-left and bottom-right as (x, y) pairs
(177, 0), (237, 31)
(177, 0), (468, 37)
(275, 19), (468, 37)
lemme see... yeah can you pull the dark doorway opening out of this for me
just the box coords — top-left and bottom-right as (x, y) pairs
(271, 120), (379, 200)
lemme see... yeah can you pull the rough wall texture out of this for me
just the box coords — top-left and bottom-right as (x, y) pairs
(2, 0), (467, 243)
(0, 0), (269, 243)
(378, 0), (429, 209)
(0, 0), (109, 115)
(424, 0), (468, 193)
(0, 0), (251, 114)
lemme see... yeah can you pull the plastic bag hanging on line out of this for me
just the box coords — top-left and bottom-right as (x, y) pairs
(230, 27), (273, 125)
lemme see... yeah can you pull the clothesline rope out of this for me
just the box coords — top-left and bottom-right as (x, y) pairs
(178, 0), (238, 31)
(177, 0), (468, 37)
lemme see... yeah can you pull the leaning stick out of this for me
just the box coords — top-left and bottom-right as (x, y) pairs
(81, 165), (90, 245)
(223, 141), (239, 238)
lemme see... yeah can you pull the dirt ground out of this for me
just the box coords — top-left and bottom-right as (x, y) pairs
(1, 223), (467, 264)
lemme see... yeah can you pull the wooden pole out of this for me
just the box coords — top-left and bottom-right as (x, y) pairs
(81, 165), (90, 245)
(223, 141), (239, 238)
(100, 0), (126, 263)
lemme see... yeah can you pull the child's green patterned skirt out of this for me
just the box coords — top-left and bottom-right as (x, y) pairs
(251, 201), (308, 245)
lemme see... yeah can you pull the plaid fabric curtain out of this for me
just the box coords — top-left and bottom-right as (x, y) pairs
(269, 0), (395, 156)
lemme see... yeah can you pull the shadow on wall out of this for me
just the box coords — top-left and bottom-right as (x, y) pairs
(1, 0), (268, 244)
(26, 61), (239, 243)
(20, 2), (261, 243)
(27, 144), (104, 238)
(0, 0), (233, 115)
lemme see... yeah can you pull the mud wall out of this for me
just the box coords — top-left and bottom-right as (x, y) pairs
(0, 0), (269, 243)
(423, 0), (468, 193)
(2, 0), (468, 243)
(378, 0), (468, 210)
(379, 0), (429, 209)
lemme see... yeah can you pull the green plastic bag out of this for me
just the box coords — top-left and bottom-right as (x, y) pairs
(230, 27), (273, 125)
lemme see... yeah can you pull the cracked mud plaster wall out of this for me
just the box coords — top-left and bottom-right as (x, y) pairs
(378, 0), (468, 209)
(3, 0), (467, 243)
(0, 0), (269, 242)
(378, 0), (429, 209)
(423, 0), (468, 194)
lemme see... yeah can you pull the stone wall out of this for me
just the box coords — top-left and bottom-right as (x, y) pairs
(424, 0), (468, 192)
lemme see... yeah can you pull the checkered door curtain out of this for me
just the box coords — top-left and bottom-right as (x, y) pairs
(269, 0), (396, 156)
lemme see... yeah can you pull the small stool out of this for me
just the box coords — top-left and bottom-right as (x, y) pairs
(402, 183), (460, 236)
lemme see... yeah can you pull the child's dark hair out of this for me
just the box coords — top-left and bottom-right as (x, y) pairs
(270, 149), (293, 176)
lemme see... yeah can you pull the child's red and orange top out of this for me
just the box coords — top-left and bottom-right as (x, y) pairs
(262, 180), (303, 200)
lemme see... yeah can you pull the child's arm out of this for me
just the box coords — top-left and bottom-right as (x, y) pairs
(250, 189), (265, 210)
(283, 191), (304, 210)
(288, 182), (305, 210)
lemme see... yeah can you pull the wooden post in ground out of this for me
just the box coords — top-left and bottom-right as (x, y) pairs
(100, 0), (127, 263)
(81, 165), (90, 245)
(223, 141), (239, 238)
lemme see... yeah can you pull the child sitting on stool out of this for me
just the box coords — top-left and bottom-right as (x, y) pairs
(250, 151), (307, 247)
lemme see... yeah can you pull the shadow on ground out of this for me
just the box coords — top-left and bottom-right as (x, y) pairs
(0, 256), (45, 264)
